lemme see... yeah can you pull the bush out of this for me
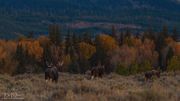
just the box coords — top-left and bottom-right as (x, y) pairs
(116, 61), (152, 76)
(167, 56), (180, 71)
(115, 64), (130, 76)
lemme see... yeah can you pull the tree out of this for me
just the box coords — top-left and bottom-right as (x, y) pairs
(82, 32), (92, 44)
(174, 43), (180, 56)
(77, 42), (96, 73)
(65, 30), (73, 54)
(78, 42), (96, 60)
(161, 25), (169, 38)
(96, 34), (118, 54)
(48, 24), (62, 46)
(93, 34), (118, 73)
(27, 31), (34, 39)
(0, 40), (18, 75)
(142, 27), (155, 41)
(172, 26), (178, 41)
(111, 25), (118, 41)
(118, 32), (124, 46)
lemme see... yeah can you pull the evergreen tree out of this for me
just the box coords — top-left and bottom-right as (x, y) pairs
(155, 26), (169, 70)
(161, 25), (169, 38)
(48, 24), (62, 46)
(172, 26), (178, 41)
(27, 31), (34, 39)
(124, 29), (131, 39)
(72, 33), (79, 52)
(111, 25), (117, 40)
(65, 30), (72, 54)
(143, 27), (155, 41)
(82, 32), (92, 44)
(14, 44), (28, 74)
(118, 32), (124, 45)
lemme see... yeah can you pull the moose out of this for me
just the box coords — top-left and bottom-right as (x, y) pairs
(144, 70), (161, 81)
(44, 45), (64, 83)
(86, 64), (105, 79)
(45, 62), (59, 83)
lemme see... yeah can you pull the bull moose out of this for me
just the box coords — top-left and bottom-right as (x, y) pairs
(144, 70), (161, 81)
(45, 62), (59, 83)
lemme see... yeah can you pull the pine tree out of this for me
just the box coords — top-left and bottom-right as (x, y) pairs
(15, 44), (28, 74)
(82, 32), (92, 44)
(161, 25), (169, 38)
(65, 30), (72, 54)
(27, 31), (34, 39)
(48, 24), (62, 46)
(111, 25), (118, 41)
(172, 26), (178, 41)
(118, 32), (124, 45)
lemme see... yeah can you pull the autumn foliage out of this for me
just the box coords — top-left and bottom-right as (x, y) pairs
(96, 34), (118, 54)
(18, 39), (43, 61)
(0, 25), (179, 75)
(78, 42), (96, 60)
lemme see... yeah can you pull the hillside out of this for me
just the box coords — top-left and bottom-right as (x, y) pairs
(0, 0), (180, 38)
(0, 72), (179, 101)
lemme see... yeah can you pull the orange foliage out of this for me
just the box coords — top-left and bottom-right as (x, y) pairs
(136, 39), (158, 65)
(96, 34), (118, 53)
(174, 43), (180, 56)
(37, 35), (50, 47)
(131, 37), (142, 47)
(165, 37), (176, 47)
(18, 39), (43, 61)
(111, 38), (158, 68)
(111, 45), (136, 67)
(0, 40), (18, 74)
(78, 42), (96, 60)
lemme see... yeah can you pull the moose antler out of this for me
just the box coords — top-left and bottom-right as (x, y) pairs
(58, 61), (64, 67)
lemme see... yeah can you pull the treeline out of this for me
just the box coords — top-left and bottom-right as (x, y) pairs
(0, 25), (180, 75)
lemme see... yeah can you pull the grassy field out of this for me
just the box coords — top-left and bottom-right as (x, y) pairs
(0, 72), (180, 101)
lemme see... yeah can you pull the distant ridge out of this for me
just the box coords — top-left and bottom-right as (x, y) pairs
(0, 0), (179, 38)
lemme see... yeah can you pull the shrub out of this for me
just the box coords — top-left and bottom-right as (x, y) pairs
(115, 64), (130, 76)
(116, 61), (152, 76)
(167, 56), (180, 71)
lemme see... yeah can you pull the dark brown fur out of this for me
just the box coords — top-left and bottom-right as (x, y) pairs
(86, 65), (105, 79)
(145, 70), (160, 80)
(45, 62), (59, 83)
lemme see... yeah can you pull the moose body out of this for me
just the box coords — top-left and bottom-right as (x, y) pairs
(45, 66), (59, 83)
(144, 70), (160, 80)
(45, 61), (59, 83)
(86, 65), (105, 79)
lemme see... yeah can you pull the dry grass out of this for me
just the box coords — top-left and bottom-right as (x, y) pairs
(0, 72), (180, 101)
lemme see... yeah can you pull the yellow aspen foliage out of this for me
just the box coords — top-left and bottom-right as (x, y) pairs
(78, 42), (96, 60)
(96, 34), (118, 53)
(18, 40), (43, 61)
(0, 40), (18, 75)
(131, 37), (142, 47)
(61, 54), (71, 71)
(112, 45), (136, 67)
(37, 35), (50, 47)
(137, 39), (158, 65)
